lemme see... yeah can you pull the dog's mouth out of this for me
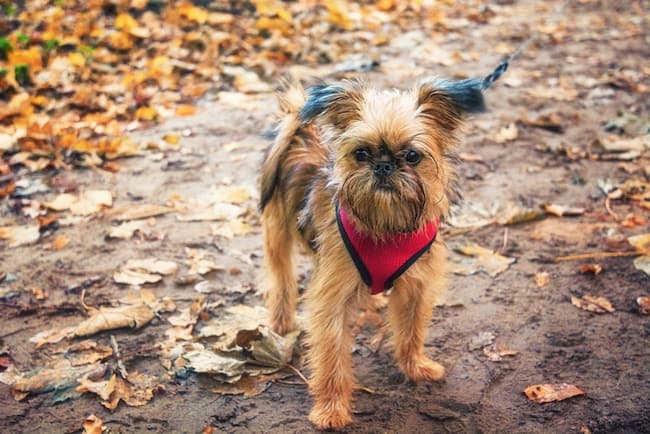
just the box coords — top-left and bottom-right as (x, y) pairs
(374, 179), (395, 192)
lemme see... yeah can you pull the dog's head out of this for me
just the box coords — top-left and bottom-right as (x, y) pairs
(300, 78), (485, 237)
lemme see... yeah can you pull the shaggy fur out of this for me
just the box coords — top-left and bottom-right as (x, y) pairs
(259, 78), (484, 430)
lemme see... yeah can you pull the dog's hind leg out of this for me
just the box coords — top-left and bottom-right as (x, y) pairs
(262, 200), (298, 335)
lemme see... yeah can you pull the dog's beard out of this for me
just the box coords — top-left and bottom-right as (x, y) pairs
(340, 170), (428, 235)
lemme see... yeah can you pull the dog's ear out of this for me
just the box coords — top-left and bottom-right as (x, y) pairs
(417, 78), (485, 132)
(299, 81), (364, 129)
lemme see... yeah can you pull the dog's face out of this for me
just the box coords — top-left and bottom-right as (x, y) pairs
(300, 79), (485, 236)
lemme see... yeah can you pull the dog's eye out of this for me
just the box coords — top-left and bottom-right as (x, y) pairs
(404, 150), (422, 166)
(354, 148), (371, 162)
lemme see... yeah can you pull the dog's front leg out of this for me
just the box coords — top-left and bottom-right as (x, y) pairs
(305, 264), (359, 430)
(388, 260), (446, 382)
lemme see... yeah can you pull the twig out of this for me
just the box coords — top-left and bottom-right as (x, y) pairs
(555, 251), (640, 261)
(285, 363), (308, 385)
(355, 385), (376, 394)
(499, 227), (509, 254)
(110, 335), (129, 379)
(605, 197), (620, 220)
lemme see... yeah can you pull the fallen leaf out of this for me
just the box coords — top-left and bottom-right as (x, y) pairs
(124, 258), (178, 275)
(113, 269), (162, 285)
(628, 233), (650, 254)
(107, 220), (152, 239)
(492, 123), (518, 143)
(29, 286), (48, 300)
(176, 202), (243, 222)
(483, 342), (518, 362)
(79, 372), (163, 410)
(210, 219), (254, 239)
(535, 272), (550, 288)
(10, 360), (106, 401)
(29, 326), (77, 348)
(579, 264), (603, 275)
(77, 375), (117, 401)
(109, 204), (173, 221)
(637, 296), (650, 315)
(186, 249), (223, 275)
(50, 235), (69, 250)
(498, 204), (543, 225)
(524, 383), (585, 403)
(450, 244), (516, 277)
(542, 203), (585, 217)
(633, 256), (650, 276)
(45, 190), (113, 216)
(570, 295), (614, 313)
(0, 225), (40, 247)
(74, 290), (175, 337)
(82, 414), (105, 434)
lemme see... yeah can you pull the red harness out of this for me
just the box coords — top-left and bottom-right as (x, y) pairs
(336, 204), (439, 295)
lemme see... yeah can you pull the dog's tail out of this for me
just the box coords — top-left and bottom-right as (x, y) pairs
(259, 84), (307, 211)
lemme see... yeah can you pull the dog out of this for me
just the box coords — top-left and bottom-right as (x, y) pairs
(259, 77), (485, 429)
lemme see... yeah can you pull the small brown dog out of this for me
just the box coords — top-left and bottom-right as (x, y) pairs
(259, 77), (485, 429)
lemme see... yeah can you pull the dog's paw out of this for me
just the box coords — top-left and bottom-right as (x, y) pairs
(309, 400), (353, 431)
(401, 356), (445, 382)
(270, 314), (295, 336)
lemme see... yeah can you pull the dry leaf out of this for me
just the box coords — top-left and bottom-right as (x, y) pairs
(579, 264), (603, 275)
(45, 190), (113, 216)
(29, 286), (48, 300)
(0, 225), (40, 247)
(450, 243), (516, 277)
(633, 256), (650, 276)
(74, 290), (175, 337)
(542, 203), (585, 217)
(186, 249), (223, 275)
(77, 376), (117, 401)
(483, 342), (518, 362)
(524, 383), (585, 403)
(82, 414), (106, 434)
(210, 219), (254, 239)
(29, 326), (77, 348)
(107, 220), (152, 239)
(527, 86), (579, 101)
(49, 234), (69, 250)
(124, 258), (178, 275)
(637, 296), (650, 315)
(109, 204), (173, 221)
(10, 360), (106, 400)
(493, 123), (518, 143)
(570, 295), (614, 313)
(535, 272), (550, 288)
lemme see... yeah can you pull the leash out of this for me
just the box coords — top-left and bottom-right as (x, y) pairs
(480, 0), (572, 90)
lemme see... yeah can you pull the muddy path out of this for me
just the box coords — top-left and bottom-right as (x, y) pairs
(1, 1), (649, 433)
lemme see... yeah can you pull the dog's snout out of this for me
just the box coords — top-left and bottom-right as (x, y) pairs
(374, 161), (395, 177)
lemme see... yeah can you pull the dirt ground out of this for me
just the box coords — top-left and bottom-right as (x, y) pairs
(1, 1), (649, 433)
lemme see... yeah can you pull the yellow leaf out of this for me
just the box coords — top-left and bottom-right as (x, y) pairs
(325, 0), (353, 30)
(115, 13), (138, 31)
(107, 32), (134, 50)
(134, 106), (158, 121)
(51, 235), (69, 250)
(376, 0), (397, 11)
(8, 47), (43, 71)
(175, 105), (198, 116)
(163, 134), (180, 144)
(68, 52), (86, 67)
(179, 4), (209, 24)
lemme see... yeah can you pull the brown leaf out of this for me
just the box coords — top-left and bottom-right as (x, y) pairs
(524, 383), (585, 403)
(579, 264), (603, 275)
(450, 243), (516, 277)
(637, 296), (650, 315)
(570, 295), (614, 313)
(542, 203), (585, 217)
(0, 225), (40, 247)
(109, 204), (173, 221)
(535, 272), (550, 288)
(82, 414), (105, 434)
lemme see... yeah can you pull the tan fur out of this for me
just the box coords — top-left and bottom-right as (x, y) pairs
(260, 80), (466, 430)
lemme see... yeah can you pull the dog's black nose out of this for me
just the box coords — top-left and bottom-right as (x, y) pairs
(374, 161), (395, 177)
